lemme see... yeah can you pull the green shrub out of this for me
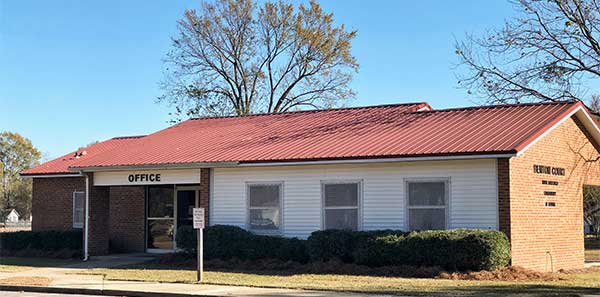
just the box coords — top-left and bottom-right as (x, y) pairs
(306, 229), (357, 262)
(0, 230), (82, 253)
(204, 225), (255, 260)
(277, 237), (309, 263)
(175, 225), (309, 263)
(352, 229), (510, 271)
(307, 229), (408, 263)
(175, 225), (197, 254)
(454, 230), (512, 271)
(176, 225), (509, 271)
(352, 233), (407, 266)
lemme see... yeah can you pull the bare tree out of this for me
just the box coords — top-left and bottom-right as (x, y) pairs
(159, 0), (358, 120)
(455, 0), (600, 109)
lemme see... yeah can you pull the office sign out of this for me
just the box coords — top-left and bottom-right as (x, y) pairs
(93, 169), (201, 186)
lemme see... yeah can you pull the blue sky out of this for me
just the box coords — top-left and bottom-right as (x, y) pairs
(0, 0), (516, 159)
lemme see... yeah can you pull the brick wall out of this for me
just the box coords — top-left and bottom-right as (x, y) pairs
(87, 173), (110, 256)
(503, 116), (600, 271)
(109, 186), (145, 252)
(31, 177), (85, 231)
(200, 168), (210, 225)
(497, 158), (510, 240)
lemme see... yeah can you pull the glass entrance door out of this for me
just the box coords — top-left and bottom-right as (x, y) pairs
(147, 186), (175, 252)
(176, 189), (196, 230)
(146, 185), (199, 253)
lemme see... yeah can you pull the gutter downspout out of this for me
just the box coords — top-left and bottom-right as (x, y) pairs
(83, 173), (89, 261)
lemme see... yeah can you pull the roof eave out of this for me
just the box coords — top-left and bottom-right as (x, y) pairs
(515, 102), (600, 156)
(66, 153), (518, 172)
(236, 152), (517, 167)
(68, 161), (240, 172)
(20, 172), (84, 179)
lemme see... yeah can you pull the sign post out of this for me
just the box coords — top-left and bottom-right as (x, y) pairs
(192, 208), (205, 283)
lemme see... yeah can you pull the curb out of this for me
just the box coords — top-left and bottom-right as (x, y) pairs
(0, 285), (213, 297)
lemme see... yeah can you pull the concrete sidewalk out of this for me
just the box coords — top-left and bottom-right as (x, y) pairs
(0, 267), (377, 296)
(0, 256), (391, 297)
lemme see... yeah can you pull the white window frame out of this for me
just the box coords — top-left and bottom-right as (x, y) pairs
(321, 180), (363, 231)
(405, 178), (450, 231)
(72, 191), (85, 229)
(246, 182), (284, 235)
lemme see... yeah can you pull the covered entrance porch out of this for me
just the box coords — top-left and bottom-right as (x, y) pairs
(83, 169), (210, 257)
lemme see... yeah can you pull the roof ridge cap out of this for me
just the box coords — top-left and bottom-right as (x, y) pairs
(186, 102), (429, 122)
(111, 135), (146, 140)
(412, 100), (578, 114)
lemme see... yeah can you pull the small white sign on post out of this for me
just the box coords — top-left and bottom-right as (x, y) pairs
(193, 208), (205, 229)
(192, 208), (205, 282)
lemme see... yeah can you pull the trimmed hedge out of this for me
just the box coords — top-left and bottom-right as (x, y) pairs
(0, 230), (83, 252)
(335, 229), (511, 271)
(176, 225), (309, 263)
(177, 225), (510, 271)
(307, 229), (408, 263)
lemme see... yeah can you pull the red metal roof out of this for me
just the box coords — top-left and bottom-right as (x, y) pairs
(21, 136), (145, 175)
(22, 101), (593, 174)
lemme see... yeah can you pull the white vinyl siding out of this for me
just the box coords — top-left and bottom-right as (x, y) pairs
(72, 191), (85, 229)
(212, 159), (498, 238)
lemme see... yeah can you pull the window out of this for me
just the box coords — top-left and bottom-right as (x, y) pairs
(322, 182), (360, 231)
(247, 183), (282, 232)
(72, 191), (85, 229)
(407, 180), (448, 231)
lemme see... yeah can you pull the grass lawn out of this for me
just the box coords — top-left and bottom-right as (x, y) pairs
(0, 257), (76, 272)
(77, 265), (600, 297)
(586, 238), (600, 262)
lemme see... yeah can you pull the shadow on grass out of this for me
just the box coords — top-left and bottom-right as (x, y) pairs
(90, 262), (600, 297)
(402, 284), (600, 297)
(0, 256), (78, 268)
(233, 285), (599, 297)
(93, 266), (600, 297)
(123, 260), (446, 278)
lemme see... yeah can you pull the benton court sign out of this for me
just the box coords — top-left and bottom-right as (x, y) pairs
(533, 164), (566, 176)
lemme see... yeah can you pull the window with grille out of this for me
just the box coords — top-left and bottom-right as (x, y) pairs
(407, 180), (448, 230)
(247, 183), (282, 233)
(322, 182), (360, 231)
(73, 191), (85, 229)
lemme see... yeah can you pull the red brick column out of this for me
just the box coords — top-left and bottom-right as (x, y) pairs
(200, 168), (210, 225)
(86, 173), (110, 256)
(497, 158), (511, 240)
